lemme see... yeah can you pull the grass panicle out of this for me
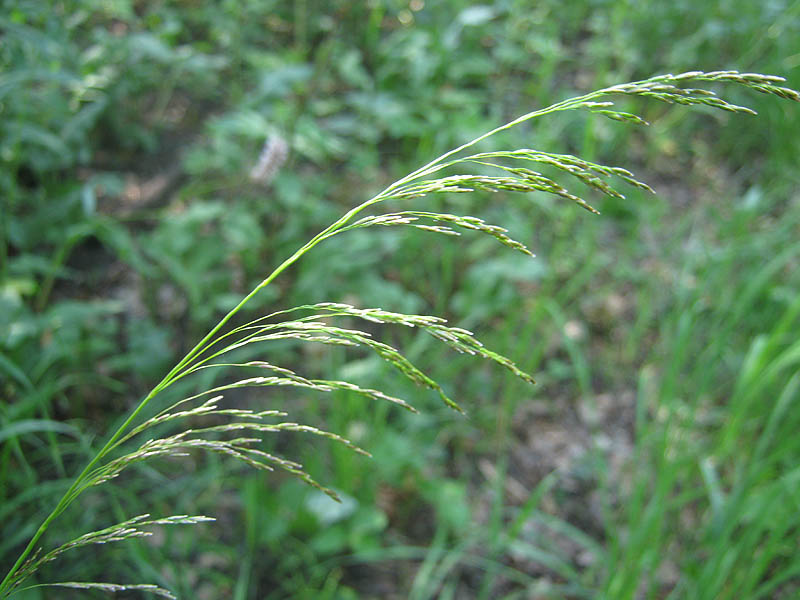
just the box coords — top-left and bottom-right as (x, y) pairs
(1, 70), (797, 598)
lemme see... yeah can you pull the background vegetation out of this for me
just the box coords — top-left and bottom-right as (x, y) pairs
(2, 1), (799, 598)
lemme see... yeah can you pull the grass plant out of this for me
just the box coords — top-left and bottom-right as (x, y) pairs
(1, 70), (798, 598)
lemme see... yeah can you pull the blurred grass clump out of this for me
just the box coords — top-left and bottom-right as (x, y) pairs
(2, 1), (799, 598)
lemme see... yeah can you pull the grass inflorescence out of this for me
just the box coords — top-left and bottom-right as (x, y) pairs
(1, 70), (797, 598)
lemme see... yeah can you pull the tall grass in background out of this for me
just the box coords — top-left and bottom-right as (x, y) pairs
(1, 71), (798, 598)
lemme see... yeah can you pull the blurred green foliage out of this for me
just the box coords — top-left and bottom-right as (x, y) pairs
(2, 0), (799, 598)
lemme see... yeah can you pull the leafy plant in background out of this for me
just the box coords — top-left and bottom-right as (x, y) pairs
(1, 71), (798, 598)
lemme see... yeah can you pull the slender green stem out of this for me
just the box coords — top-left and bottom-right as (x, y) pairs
(35, 232), (78, 312)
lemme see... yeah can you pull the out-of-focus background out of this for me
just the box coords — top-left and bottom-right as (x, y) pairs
(2, 1), (800, 598)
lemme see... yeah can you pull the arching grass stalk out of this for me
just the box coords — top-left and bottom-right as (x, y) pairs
(1, 70), (797, 598)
